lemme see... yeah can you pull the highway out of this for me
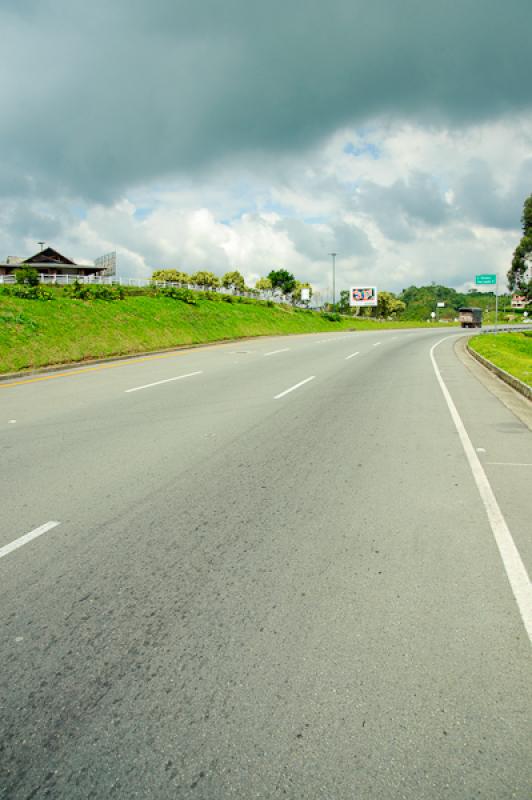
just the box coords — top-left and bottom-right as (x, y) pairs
(1, 328), (531, 799)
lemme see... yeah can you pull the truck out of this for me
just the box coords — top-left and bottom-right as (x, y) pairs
(458, 307), (482, 328)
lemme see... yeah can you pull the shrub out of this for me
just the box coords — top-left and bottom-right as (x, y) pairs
(10, 284), (53, 301)
(64, 282), (124, 301)
(321, 311), (341, 322)
(14, 266), (40, 286)
(158, 286), (198, 304)
(64, 281), (92, 300)
(92, 284), (125, 300)
(201, 290), (223, 302)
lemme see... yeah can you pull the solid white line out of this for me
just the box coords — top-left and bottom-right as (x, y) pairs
(345, 352), (360, 360)
(125, 371), (202, 393)
(274, 376), (315, 400)
(372, 342), (381, 347)
(430, 338), (532, 644)
(0, 521), (60, 561)
(486, 462), (532, 467)
(264, 348), (290, 357)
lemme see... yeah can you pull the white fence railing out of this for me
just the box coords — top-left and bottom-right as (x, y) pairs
(0, 272), (312, 306)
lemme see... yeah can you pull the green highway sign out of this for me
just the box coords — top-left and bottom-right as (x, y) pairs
(475, 274), (497, 285)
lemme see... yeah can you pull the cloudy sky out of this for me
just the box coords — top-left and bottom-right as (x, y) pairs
(1, 0), (531, 296)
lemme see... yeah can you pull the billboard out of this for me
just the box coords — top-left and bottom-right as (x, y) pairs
(94, 251), (117, 276)
(349, 286), (378, 307)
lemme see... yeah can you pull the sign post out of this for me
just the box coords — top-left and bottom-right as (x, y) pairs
(475, 273), (497, 332)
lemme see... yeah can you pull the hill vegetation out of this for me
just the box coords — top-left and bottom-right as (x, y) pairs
(0, 285), (436, 374)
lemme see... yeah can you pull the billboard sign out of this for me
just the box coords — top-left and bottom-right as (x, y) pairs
(349, 286), (378, 307)
(300, 287), (310, 302)
(94, 251), (117, 276)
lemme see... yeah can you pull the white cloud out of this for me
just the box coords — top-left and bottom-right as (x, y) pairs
(1, 115), (529, 296)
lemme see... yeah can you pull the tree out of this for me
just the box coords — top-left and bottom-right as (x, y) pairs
(292, 281), (313, 303)
(190, 271), (221, 288)
(255, 277), (272, 291)
(267, 269), (296, 295)
(522, 194), (532, 234)
(14, 266), (40, 286)
(508, 194), (532, 301)
(376, 291), (405, 317)
(222, 270), (245, 290)
(151, 269), (190, 283)
(338, 289), (351, 314)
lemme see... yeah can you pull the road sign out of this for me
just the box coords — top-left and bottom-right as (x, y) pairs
(475, 274), (496, 285)
(437, 302), (445, 307)
(349, 286), (378, 307)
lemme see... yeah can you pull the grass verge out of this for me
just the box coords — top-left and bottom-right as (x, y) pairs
(469, 332), (532, 387)
(0, 289), (451, 374)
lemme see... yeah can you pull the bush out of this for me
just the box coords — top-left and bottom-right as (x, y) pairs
(10, 284), (53, 301)
(64, 282), (124, 301)
(14, 266), (40, 286)
(200, 290), (223, 302)
(158, 286), (198, 304)
(92, 284), (125, 300)
(321, 311), (341, 322)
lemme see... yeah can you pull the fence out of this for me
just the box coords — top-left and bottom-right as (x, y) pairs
(0, 272), (305, 305)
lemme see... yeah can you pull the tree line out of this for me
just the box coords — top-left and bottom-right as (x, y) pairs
(508, 193), (532, 302)
(151, 193), (532, 314)
(151, 268), (312, 303)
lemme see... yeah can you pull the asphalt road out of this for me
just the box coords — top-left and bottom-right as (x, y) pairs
(1, 328), (531, 799)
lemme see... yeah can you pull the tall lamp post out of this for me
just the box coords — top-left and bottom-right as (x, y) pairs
(329, 252), (337, 308)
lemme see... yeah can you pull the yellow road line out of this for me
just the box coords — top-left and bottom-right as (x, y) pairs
(0, 348), (206, 388)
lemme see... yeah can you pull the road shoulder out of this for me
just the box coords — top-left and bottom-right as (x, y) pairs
(454, 335), (532, 431)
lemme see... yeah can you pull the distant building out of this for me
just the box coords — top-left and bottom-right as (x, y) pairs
(0, 246), (107, 278)
(511, 295), (530, 309)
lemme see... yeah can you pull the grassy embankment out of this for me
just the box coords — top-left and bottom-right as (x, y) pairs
(0, 289), (450, 375)
(469, 332), (532, 387)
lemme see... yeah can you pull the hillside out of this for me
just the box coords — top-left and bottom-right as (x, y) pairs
(0, 288), (440, 374)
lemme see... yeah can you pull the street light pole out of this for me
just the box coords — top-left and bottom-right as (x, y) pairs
(329, 252), (337, 308)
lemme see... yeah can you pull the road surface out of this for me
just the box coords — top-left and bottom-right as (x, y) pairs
(1, 328), (531, 799)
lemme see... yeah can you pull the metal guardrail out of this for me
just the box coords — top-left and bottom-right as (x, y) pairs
(479, 324), (531, 333)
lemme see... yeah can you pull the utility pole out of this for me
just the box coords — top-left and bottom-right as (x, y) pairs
(38, 241), (45, 252)
(495, 273), (499, 332)
(329, 252), (337, 308)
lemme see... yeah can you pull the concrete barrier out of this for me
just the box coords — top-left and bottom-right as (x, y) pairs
(467, 344), (532, 401)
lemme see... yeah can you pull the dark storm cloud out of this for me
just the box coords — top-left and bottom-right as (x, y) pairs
(455, 158), (532, 230)
(276, 218), (373, 260)
(357, 171), (450, 240)
(1, 0), (531, 201)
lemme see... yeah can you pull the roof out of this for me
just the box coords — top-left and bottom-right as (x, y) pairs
(23, 247), (76, 266)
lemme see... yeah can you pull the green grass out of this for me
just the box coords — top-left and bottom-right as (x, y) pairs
(469, 332), (532, 387)
(0, 289), (452, 374)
